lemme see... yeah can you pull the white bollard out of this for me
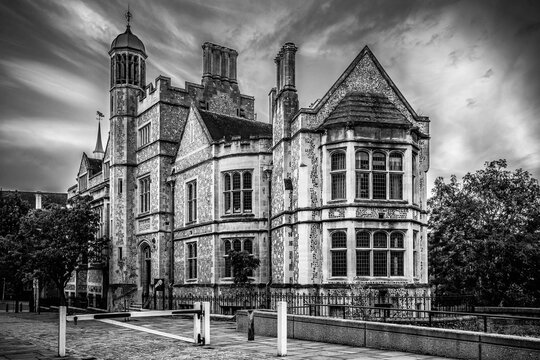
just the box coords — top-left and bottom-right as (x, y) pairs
(277, 301), (287, 356)
(58, 306), (66, 357)
(201, 301), (210, 345)
(193, 302), (201, 343)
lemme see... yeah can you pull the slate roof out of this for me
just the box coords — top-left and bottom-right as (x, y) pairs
(320, 92), (412, 129)
(198, 110), (272, 141)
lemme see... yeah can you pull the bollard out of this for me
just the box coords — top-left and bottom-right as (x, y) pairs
(201, 302), (210, 345)
(277, 301), (287, 356)
(247, 310), (255, 341)
(193, 302), (201, 344)
(58, 306), (66, 357)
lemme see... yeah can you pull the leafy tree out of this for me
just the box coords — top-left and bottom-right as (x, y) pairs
(228, 250), (260, 285)
(18, 196), (104, 306)
(0, 191), (31, 237)
(0, 192), (31, 308)
(429, 160), (540, 306)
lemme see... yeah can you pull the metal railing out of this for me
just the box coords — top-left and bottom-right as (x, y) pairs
(301, 303), (540, 336)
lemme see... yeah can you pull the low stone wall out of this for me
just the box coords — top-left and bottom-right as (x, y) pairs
(236, 310), (540, 360)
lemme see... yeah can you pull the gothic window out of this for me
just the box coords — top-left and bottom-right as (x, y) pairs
(223, 238), (254, 278)
(355, 230), (405, 277)
(186, 242), (197, 280)
(187, 180), (197, 223)
(139, 123), (151, 147)
(330, 151), (346, 200)
(330, 231), (347, 277)
(139, 176), (150, 213)
(223, 170), (252, 214)
(355, 151), (369, 199)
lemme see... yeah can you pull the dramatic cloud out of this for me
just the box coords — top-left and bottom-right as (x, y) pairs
(0, 0), (539, 194)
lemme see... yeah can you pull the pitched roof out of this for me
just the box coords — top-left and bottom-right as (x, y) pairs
(198, 110), (272, 141)
(320, 92), (412, 129)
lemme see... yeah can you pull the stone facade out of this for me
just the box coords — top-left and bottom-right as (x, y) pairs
(67, 23), (430, 309)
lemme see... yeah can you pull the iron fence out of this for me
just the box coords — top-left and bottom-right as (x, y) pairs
(164, 293), (475, 315)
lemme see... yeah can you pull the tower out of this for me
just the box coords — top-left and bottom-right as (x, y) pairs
(108, 11), (146, 286)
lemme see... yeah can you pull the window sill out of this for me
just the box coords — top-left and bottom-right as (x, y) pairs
(328, 277), (348, 281)
(185, 220), (197, 225)
(354, 199), (408, 204)
(185, 279), (198, 283)
(327, 199), (347, 204)
(221, 213), (255, 218)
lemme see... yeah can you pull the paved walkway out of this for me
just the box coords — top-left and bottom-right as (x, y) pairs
(0, 312), (456, 359)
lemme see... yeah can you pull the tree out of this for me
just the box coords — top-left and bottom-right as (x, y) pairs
(429, 160), (540, 306)
(228, 250), (260, 285)
(0, 192), (31, 308)
(18, 196), (104, 306)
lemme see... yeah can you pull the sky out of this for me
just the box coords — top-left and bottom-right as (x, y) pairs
(0, 0), (539, 194)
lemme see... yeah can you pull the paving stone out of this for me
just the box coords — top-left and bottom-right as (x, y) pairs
(0, 313), (459, 360)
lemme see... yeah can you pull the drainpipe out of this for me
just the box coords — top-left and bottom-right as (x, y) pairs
(168, 180), (175, 310)
(266, 172), (272, 308)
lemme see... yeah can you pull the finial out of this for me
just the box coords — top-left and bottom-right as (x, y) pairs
(125, 5), (132, 29)
(96, 110), (104, 122)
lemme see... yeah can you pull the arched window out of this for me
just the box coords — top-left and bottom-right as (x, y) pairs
(223, 170), (253, 214)
(355, 231), (405, 277)
(389, 152), (403, 200)
(356, 231), (370, 276)
(224, 174), (231, 213)
(372, 152), (386, 199)
(354, 150), (404, 200)
(355, 151), (370, 199)
(331, 231), (347, 277)
(390, 232), (404, 276)
(223, 238), (255, 278)
(330, 151), (346, 199)
(243, 172), (252, 212)
(373, 232), (388, 276)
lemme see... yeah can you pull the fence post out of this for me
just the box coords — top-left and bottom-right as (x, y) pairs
(58, 306), (66, 357)
(193, 302), (201, 344)
(202, 301), (210, 345)
(483, 315), (488, 332)
(428, 311), (432, 327)
(277, 301), (287, 356)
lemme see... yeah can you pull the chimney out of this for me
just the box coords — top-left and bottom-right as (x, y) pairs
(282, 42), (297, 90)
(35, 192), (42, 209)
(202, 42), (238, 84)
(271, 42), (299, 143)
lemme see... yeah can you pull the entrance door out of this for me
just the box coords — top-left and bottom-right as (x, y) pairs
(141, 245), (151, 305)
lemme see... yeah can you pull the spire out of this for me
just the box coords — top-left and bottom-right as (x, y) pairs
(93, 111), (105, 159)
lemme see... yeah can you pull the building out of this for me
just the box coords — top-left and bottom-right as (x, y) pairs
(68, 16), (430, 310)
